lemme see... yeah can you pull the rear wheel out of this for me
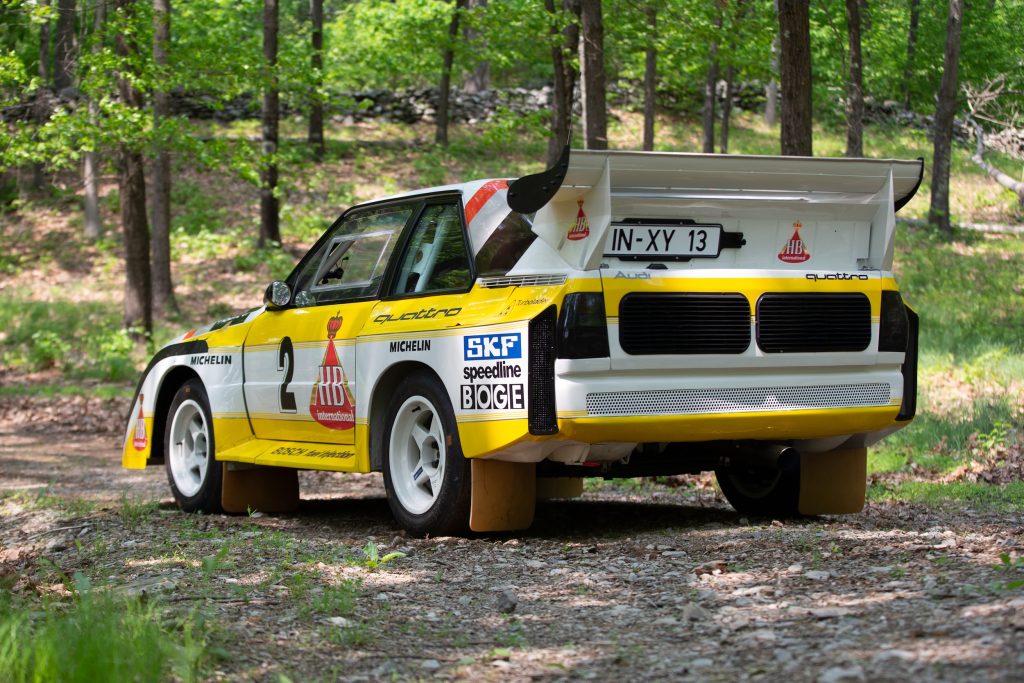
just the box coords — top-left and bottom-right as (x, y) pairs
(165, 379), (222, 513)
(715, 454), (800, 518)
(382, 372), (470, 536)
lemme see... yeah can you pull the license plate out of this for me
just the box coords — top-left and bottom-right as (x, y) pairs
(605, 223), (723, 260)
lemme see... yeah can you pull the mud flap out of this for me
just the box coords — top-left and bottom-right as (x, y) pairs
(798, 447), (867, 515)
(221, 463), (300, 514)
(537, 477), (584, 500)
(469, 460), (536, 532)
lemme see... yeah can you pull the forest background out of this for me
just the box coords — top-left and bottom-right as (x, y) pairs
(0, 0), (1022, 508)
(0, 1), (1023, 679)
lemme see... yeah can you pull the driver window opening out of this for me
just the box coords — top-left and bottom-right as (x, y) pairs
(392, 203), (470, 296)
(292, 205), (413, 307)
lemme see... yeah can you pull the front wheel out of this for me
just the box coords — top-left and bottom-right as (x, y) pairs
(165, 379), (222, 513)
(382, 372), (470, 536)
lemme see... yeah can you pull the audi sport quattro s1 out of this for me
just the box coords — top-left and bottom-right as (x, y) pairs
(123, 147), (922, 536)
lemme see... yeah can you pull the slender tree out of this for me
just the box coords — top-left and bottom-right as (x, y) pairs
(777, 0), (812, 156)
(546, 0), (579, 165)
(308, 0), (325, 161)
(642, 6), (656, 152)
(702, 9), (722, 153)
(928, 0), (963, 237)
(578, 0), (607, 150)
(260, 0), (281, 247)
(114, 0), (152, 338)
(151, 0), (176, 315)
(462, 0), (490, 93)
(901, 0), (921, 111)
(720, 60), (734, 153)
(845, 0), (864, 157)
(765, 0), (779, 128)
(53, 0), (76, 92)
(435, 0), (465, 147)
(32, 0), (52, 192)
(83, 0), (105, 240)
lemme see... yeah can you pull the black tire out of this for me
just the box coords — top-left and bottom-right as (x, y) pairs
(164, 379), (222, 513)
(381, 372), (470, 536)
(715, 453), (801, 518)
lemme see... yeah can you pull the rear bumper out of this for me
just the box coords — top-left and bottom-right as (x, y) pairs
(552, 365), (905, 444)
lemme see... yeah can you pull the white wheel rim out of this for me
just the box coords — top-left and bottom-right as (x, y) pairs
(389, 395), (446, 516)
(168, 399), (210, 498)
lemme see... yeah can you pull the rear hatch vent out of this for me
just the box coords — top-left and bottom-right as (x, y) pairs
(619, 293), (751, 355)
(757, 293), (871, 353)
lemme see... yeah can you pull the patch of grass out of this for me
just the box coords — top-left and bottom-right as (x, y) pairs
(0, 297), (141, 381)
(869, 398), (1019, 475)
(868, 480), (1024, 512)
(2, 489), (97, 517)
(0, 588), (208, 683)
(119, 494), (160, 530)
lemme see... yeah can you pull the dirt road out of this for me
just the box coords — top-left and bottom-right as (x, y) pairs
(1, 416), (1022, 682)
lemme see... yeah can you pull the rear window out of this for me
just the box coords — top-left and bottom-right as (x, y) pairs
(474, 211), (537, 277)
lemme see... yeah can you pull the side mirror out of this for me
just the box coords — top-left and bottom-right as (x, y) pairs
(264, 281), (292, 309)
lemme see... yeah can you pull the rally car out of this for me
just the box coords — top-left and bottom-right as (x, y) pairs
(123, 146), (922, 535)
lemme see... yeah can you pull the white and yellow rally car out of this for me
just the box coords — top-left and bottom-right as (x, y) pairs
(123, 147), (922, 535)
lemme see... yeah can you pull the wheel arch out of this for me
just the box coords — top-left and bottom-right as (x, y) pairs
(368, 360), (444, 472)
(148, 365), (201, 466)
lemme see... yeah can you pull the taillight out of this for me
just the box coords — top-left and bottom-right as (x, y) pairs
(879, 291), (909, 352)
(557, 293), (610, 359)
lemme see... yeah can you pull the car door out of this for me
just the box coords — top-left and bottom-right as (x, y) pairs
(242, 202), (417, 446)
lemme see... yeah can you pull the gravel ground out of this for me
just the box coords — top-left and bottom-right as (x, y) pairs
(2, 414), (1023, 682)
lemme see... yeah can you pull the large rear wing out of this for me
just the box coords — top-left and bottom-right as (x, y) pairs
(508, 149), (924, 272)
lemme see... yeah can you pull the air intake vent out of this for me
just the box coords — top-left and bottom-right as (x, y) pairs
(757, 293), (871, 353)
(528, 306), (558, 435)
(618, 293), (751, 355)
(479, 274), (567, 289)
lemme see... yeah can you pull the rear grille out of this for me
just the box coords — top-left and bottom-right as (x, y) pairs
(757, 293), (871, 353)
(618, 293), (750, 355)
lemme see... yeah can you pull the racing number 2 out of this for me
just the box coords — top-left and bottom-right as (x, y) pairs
(278, 336), (297, 413)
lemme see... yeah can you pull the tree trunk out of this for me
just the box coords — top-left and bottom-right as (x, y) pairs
(578, 0), (607, 150)
(33, 2), (51, 192)
(308, 0), (325, 161)
(845, 0), (864, 157)
(720, 63), (735, 154)
(260, 0), (281, 247)
(151, 0), (176, 316)
(901, 0), (920, 112)
(53, 0), (76, 92)
(927, 0), (963, 238)
(765, 23), (779, 127)
(462, 0), (489, 93)
(642, 7), (656, 152)
(83, 0), (105, 241)
(435, 0), (465, 147)
(702, 11), (722, 154)
(777, 0), (813, 156)
(115, 0), (152, 338)
(546, 0), (579, 166)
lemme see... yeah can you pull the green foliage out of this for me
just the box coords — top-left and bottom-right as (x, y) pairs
(0, 588), (208, 683)
(359, 541), (405, 571)
(0, 298), (141, 381)
(995, 553), (1024, 590)
(867, 481), (1024, 513)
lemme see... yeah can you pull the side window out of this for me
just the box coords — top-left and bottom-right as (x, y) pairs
(391, 203), (471, 296)
(474, 211), (537, 277)
(292, 205), (414, 306)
